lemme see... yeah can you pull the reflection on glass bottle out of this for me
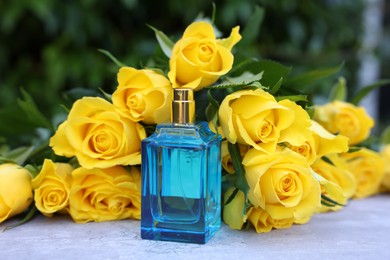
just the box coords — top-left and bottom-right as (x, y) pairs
(141, 88), (221, 244)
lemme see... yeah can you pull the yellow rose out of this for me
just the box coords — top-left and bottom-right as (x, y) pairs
(287, 120), (349, 165)
(314, 100), (374, 145)
(243, 147), (321, 221)
(168, 21), (241, 91)
(50, 97), (146, 169)
(112, 67), (172, 124)
(0, 164), (33, 223)
(31, 159), (74, 217)
(68, 166), (141, 223)
(311, 155), (356, 212)
(380, 144), (390, 192)
(219, 89), (312, 154)
(247, 207), (294, 233)
(341, 148), (384, 199)
(222, 187), (247, 230)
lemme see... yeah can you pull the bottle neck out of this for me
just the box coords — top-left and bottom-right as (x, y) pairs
(171, 89), (195, 124)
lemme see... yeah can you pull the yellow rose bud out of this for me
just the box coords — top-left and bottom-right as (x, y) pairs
(50, 97), (146, 169)
(341, 148), (385, 199)
(243, 148), (321, 221)
(287, 120), (350, 165)
(316, 154), (356, 199)
(314, 100), (374, 145)
(219, 89), (311, 154)
(380, 144), (390, 192)
(311, 155), (356, 212)
(247, 207), (294, 233)
(168, 21), (241, 91)
(0, 164), (33, 223)
(31, 159), (74, 217)
(286, 140), (316, 165)
(68, 166), (141, 223)
(112, 67), (172, 124)
(223, 187), (247, 230)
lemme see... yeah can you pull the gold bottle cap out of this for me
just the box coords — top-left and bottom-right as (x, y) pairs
(171, 88), (195, 124)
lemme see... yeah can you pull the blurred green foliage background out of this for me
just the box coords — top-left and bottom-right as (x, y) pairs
(0, 0), (389, 147)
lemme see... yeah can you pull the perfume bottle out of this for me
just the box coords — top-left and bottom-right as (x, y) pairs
(141, 88), (222, 244)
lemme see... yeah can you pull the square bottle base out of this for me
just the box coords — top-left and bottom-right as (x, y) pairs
(141, 226), (219, 244)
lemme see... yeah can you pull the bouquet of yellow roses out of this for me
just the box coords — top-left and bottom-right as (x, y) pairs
(1, 8), (389, 233)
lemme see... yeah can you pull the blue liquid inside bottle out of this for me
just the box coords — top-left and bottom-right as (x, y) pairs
(141, 122), (221, 244)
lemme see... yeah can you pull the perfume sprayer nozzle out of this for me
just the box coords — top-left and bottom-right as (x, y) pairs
(171, 88), (195, 124)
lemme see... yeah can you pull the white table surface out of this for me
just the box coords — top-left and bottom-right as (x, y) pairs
(1, 194), (390, 260)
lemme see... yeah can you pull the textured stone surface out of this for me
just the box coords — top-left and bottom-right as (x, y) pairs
(1, 195), (390, 260)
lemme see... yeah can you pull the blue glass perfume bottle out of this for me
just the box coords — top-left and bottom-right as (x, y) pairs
(141, 88), (222, 244)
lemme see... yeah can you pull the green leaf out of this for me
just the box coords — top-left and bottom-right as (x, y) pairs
(257, 60), (291, 89)
(227, 142), (250, 214)
(97, 49), (127, 67)
(2, 205), (38, 232)
(207, 71), (264, 91)
(147, 24), (174, 58)
(0, 146), (35, 165)
(0, 106), (39, 136)
(17, 89), (54, 132)
(321, 199), (338, 207)
(63, 87), (104, 105)
(329, 77), (347, 102)
(239, 6), (264, 46)
(211, 2), (216, 24)
(350, 79), (390, 105)
(347, 146), (362, 153)
(229, 58), (258, 75)
(284, 62), (344, 88)
(205, 90), (220, 130)
(99, 88), (112, 102)
(225, 71), (263, 85)
(205, 83), (255, 91)
(321, 156), (335, 166)
(230, 59), (291, 92)
(306, 105), (315, 119)
(25, 164), (41, 178)
(141, 124), (156, 136)
(224, 188), (239, 206)
(321, 194), (345, 207)
(381, 126), (390, 145)
(269, 77), (283, 95)
(0, 156), (11, 163)
(275, 95), (307, 103)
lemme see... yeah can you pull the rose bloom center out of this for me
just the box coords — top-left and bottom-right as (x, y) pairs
(197, 42), (214, 63)
(44, 189), (65, 206)
(260, 121), (273, 138)
(292, 144), (309, 156)
(276, 173), (298, 200)
(91, 131), (113, 152)
(127, 93), (146, 111)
